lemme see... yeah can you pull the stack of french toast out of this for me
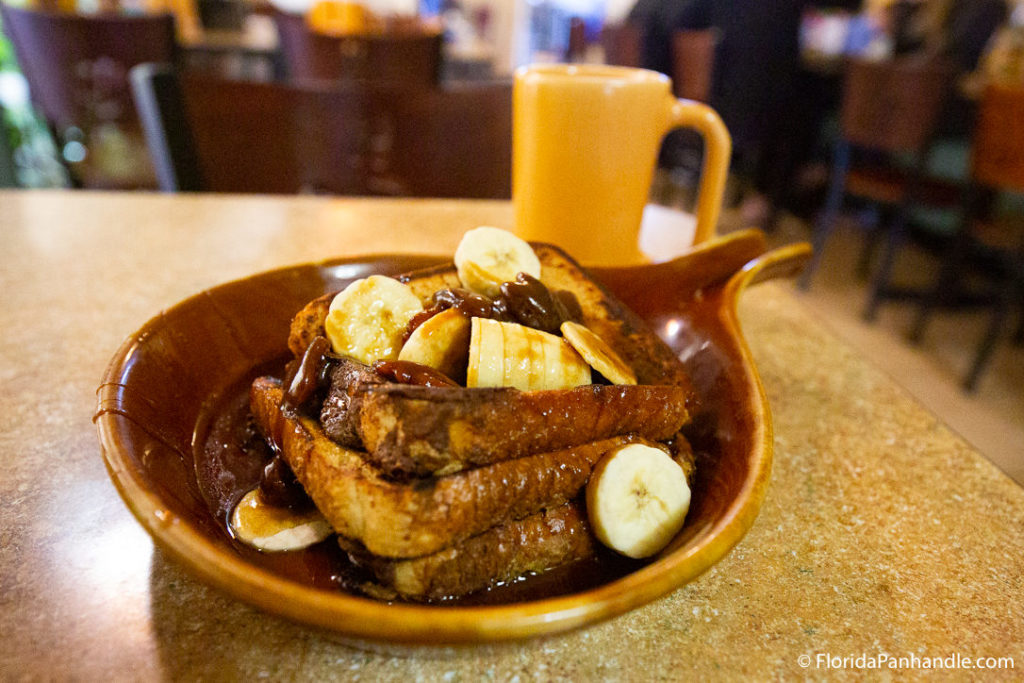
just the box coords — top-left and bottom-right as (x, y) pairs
(238, 228), (699, 601)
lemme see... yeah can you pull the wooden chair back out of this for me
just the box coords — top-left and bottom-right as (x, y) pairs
(0, 4), (176, 187)
(908, 84), (1024, 391)
(270, 9), (442, 85)
(671, 29), (716, 102)
(131, 65), (511, 198)
(600, 22), (641, 67)
(971, 85), (1024, 193)
(840, 57), (954, 154)
(566, 16), (586, 62)
(0, 4), (177, 127)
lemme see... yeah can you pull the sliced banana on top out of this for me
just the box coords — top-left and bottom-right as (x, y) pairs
(325, 275), (424, 364)
(230, 488), (333, 552)
(397, 307), (471, 381)
(467, 317), (590, 391)
(454, 226), (541, 298)
(466, 315), (504, 388)
(560, 321), (637, 385)
(586, 443), (691, 559)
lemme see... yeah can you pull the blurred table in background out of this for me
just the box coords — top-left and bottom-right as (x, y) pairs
(442, 38), (495, 82)
(179, 12), (280, 79)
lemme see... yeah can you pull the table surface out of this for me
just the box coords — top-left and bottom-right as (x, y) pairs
(2, 190), (1022, 679)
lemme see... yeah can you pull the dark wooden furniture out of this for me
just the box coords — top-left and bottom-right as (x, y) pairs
(600, 22), (641, 68)
(670, 29), (716, 102)
(178, 14), (283, 81)
(566, 16), (586, 62)
(0, 3), (177, 189)
(798, 57), (960, 321)
(269, 9), (442, 85)
(130, 64), (511, 198)
(909, 84), (1024, 391)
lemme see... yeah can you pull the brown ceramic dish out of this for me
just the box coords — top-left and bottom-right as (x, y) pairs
(96, 229), (810, 646)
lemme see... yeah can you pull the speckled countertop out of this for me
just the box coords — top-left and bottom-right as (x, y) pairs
(2, 191), (1021, 680)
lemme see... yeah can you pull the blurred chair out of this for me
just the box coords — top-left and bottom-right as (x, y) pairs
(670, 29), (716, 102)
(798, 57), (961, 320)
(130, 63), (511, 198)
(0, 3), (177, 189)
(566, 16), (586, 62)
(908, 84), (1024, 391)
(270, 9), (442, 85)
(601, 22), (641, 67)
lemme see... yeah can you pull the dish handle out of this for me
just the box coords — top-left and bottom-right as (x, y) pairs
(724, 242), (814, 301)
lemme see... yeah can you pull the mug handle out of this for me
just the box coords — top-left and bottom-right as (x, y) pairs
(665, 99), (732, 244)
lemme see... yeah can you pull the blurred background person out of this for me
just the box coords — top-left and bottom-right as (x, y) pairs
(672, 0), (808, 227)
(625, 0), (682, 76)
(629, 0), (817, 227)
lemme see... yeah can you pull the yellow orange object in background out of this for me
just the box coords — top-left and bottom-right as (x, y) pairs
(20, 0), (78, 11)
(513, 64), (731, 266)
(307, 0), (372, 36)
(145, 0), (201, 42)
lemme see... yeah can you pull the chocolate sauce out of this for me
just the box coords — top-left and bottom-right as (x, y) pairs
(501, 273), (571, 334)
(196, 382), (273, 525)
(258, 454), (310, 510)
(266, 337), (339, 510)
(281, 336), (336, 414)
(373, 359), (459, 387)
(553, 289), (584, 324)
(403, 305), (444, 342)
(422, 277), (584, 341)
(432, 287), (512, 321)
(197, 366), (363, 591)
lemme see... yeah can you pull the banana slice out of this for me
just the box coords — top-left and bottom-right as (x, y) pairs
(500, 315), (532, 388)
(398, 308), (471, 381)
(453, 226), (541, 298)
(560, 321), (637, 385)
(466, 317), (481, 386)
(324, 275), (424, 364)
(230, 488), (333, 552)
(586, 443), (691, 559)
(467, 317), (590, 390)
(467, 316), (503, 387)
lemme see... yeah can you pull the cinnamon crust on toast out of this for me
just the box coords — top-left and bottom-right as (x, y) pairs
(250, 378), (648, 559)
(352, 383), (690, 478)
(340, 502), (594, 600)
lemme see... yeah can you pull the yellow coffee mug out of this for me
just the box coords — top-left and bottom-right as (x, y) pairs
(513, 64), (731, 265)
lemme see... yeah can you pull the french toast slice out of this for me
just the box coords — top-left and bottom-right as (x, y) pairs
(250, 378), (650, 559)
(287, 243), (696, 478)
(340, 502), (594, 600)
(351, 383), (690, 478)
